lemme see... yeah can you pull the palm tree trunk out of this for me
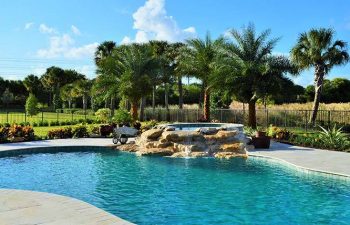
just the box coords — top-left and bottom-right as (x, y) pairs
(248, 100), (257, 129)
(140, 96), (146, 122)
(203, 87), (210, 122)
(310, 65), (325, 125)
(178, 76), (183, 109)
(165, 83), (170, 121)
(110, 96), (115, 117)
(152, 85), (156, 118)
(130, 101), (138, 121)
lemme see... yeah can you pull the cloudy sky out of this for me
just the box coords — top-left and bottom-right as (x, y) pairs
(0, 0), (350, 86)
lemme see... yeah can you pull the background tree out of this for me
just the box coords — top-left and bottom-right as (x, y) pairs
(60, 83), (75, 109)
(291, 28), (349, 125)
(179, 33), (225, 121)
(118, 44), (155, 120)
(25, 94), (39, 116)
(23, 74), (41, 94)
(1, 88), (14, 108)
(72, 79), (92, 111)
(222, 24), (296, 128)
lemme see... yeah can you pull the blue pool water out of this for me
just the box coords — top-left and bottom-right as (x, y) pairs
(0, 148), (349, 224)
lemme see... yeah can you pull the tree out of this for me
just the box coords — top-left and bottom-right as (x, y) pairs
(72, 79), (92, 111)
(222, 24), (296, 128)
(94, 41), (119, 115)
(291, 28), (349, 125)
(118, 44), (155, 120)
(23, 74), (41, 94)
(179, 33), (225, 121)
(60, 84), (75, 108)
(25, 94), (39, 116)
(1, 88), (14, 108)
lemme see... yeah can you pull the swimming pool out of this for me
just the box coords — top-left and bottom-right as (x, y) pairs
(0, 147), (349, 224)
(167, 123), (244, 131)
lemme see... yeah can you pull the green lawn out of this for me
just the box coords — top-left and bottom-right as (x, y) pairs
(0, 112), (96, 124)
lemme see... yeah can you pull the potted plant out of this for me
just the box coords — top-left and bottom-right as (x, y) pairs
(252, 127), (271, 148)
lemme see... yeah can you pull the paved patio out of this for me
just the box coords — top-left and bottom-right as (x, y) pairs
(249, 141), (350, 177)
(0, 189), (133, 225)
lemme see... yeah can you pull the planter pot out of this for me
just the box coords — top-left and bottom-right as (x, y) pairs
(256, 131), (267, 138)
(11, 137), (25, 143)
(252, 136), (271, 149)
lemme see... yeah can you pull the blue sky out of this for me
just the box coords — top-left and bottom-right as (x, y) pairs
(0, 0), (350, 86)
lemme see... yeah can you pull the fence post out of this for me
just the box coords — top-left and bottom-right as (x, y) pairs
(24, 111), (27, 123)
(220, 109), (223, 122)
(328, 111), (331, 128)
(305, 110), (308, 132)
(284, 110), (287, 128)
(71, 111), (74, 121)
(6, 111), (9, 123)
(41, 111), (44, 123)
(56, 111), (59, 122)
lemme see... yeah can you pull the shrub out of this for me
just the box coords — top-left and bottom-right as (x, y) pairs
(318, 125), (350, 151)
(95, 108), (111, 123)
(49, 121), (59, 126)
(89, 125), (100, 135)
(60, 121), (67, 126)
(47, 127), (73, 139)
(99, 124), (113, 137)
(113, 109), (132, 126)
(267, 125), (293, 140)
(38, 120), (49, 127)
(0, 126), (9, 143)
(8, 124), (34, 141)
(32, 122), (38, 127)
(25, 94), (39, 116)
(140, 120), (159, 132)
(72, 125), (89, 138)
(19, 122), (30, 127)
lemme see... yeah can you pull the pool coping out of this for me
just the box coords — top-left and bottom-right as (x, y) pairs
(249, 154), (350, 181)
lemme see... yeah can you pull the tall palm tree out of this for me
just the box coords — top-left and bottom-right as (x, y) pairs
(179, 33), (225, 121)
(94, 41), (120, 115)
(95, 41), (116, 65)
(291, 28), (349, 125)
(118, 44), (156, 120)
(223, 24), (295, 128)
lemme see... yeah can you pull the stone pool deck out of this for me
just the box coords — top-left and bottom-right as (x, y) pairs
(0, 189), (133, 225)
(249, 141), (350, 178)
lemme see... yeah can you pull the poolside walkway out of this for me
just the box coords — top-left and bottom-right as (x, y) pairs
(249, 141), (350, 177)
(0, 189), (133, 225)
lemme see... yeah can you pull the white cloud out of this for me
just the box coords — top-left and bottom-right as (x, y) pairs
(71, 25), (81, 35)
(24, 22), (34, 30)
(37, 33), (98, 59)
(39, 24), (58, 34)
(122, 0), (196, 43)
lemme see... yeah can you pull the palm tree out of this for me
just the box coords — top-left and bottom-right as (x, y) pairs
(94, 42), (120, 115)
(223, 24), (295, 128)
(291, 28), (349, 125)
(179, 33), (225, 121)
(72, 79), (92, 111)
(149, 41), (173, 116)
(23, 74), (41, 94)
(118, 44), (156, 120)
(95, 41), (116, 65)
(60, 83), (75, 109)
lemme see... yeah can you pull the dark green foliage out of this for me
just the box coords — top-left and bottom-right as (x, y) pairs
(25, 94), (39, 116)
(113, 109), (132, 125)
(72, 125), (89, 138)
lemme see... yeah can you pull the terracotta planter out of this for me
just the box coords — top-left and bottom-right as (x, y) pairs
(252, 136), (271, 149)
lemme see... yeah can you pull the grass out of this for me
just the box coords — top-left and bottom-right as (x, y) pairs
(0, 112), (96, 124)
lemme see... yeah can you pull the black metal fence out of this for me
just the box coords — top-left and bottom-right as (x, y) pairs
(144, 108), (350, 131)
(1, 108), (349, 131)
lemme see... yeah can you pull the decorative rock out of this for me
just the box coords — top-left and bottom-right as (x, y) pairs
(171, 152), (209, 158)
(219, 143), (246, 154)
(136, 148), (174, 156)
(141, 129), (163, 140)
(198, 127), (218, 135)
(117, 143), (138, 152)
(214, 152), (248, 159)
(164, 126), (176, 131)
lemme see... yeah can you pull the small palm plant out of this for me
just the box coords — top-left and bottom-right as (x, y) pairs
(318, 125), (350, 151)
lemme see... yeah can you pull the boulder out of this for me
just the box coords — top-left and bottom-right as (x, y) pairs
(214, 152), (248, 159)
(164, 126), (176, 131)
(141, 129), (163, 140)
(219, 143), (246, 154)
(136, 148), (174, 156)
(198, 127), (218, 135)
(117, 143), (139, 152)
